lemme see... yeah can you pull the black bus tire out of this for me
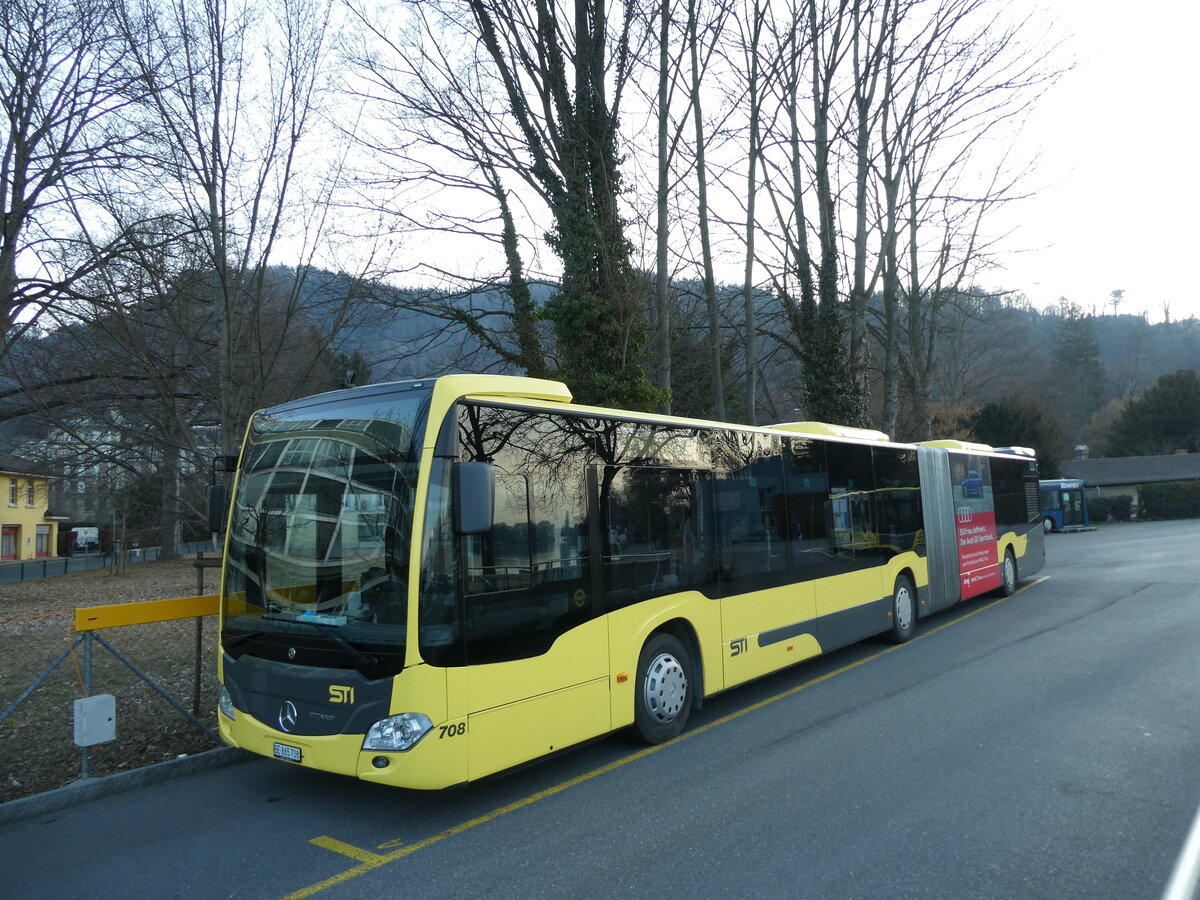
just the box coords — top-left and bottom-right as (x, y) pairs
(1043, 516), (1055, 534)
(633, 633), (692, 744)
(888, 574), (917, 643)
(1000, 548), (1018, 597)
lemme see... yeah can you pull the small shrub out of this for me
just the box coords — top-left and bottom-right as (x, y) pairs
(1089, 494), (1132, 523)
(1140, 481), (1200, 520)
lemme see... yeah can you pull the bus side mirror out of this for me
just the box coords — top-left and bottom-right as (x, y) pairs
(212, 454), (238, 474)
(454, 461), (495, 535)
(209, 484), (228, 533)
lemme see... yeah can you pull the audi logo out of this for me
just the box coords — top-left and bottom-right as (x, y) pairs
(957, 506), (973, 524)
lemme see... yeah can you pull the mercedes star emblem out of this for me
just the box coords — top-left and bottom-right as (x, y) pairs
(278, 700), (298, 733)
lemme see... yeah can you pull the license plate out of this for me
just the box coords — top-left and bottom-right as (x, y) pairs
(273, 742), (302, 763)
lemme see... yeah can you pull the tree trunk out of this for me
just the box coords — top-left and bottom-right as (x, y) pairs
(655, 0), (672, 414)
(742, 0), (764, 425)
(688, 0), (725, 421)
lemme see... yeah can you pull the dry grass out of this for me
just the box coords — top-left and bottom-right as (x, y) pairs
(0, 560), (222, 803)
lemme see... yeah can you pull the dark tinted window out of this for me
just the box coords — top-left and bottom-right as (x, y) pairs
(706, 431), (790, 593)
(465, 474), (531, 594)
(598, 466), (717, 610)
(457, 404), (593, 665)
(780, 438), (830, 577)
(824, 442), (879, 572)
(872, 448), (924, 557)
(993, 456), (1037, 529)
(418, 458), (462, 665)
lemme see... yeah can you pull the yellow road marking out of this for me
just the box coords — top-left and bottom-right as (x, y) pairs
(309, 836), (387, 864)
(285, 576), (1049, 899)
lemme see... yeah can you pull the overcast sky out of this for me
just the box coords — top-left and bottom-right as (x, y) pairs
(985, 0), (1200, 322)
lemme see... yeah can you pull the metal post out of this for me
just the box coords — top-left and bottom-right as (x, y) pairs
(194, 618), (204, 717)
(81, 631), (93, 779)
(194, 552), (205, 716)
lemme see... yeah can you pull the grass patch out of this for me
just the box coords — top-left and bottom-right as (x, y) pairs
(0, 560), (221, 803)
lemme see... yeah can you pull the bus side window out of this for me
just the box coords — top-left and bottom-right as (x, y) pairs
(871, 447), (923, 556)
(781, 437), (831, 578)
(464, 474), (531, 595)
(709, 434), (789, 594)
(824, 442), (878, 572)
(419, 458), (464, 667)
(457, 404), (596, 665)
(600, 466), (716, 610)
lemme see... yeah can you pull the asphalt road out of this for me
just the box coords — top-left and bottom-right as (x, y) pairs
(3, 520), (1199, 900)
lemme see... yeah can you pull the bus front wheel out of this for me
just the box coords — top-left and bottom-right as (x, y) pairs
(888, 574), (916, 643)
(633, 633), (692, 744)
(1043, 516), (1055, 534)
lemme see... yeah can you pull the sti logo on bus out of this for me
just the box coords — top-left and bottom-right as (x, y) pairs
(329, 685), (355, 704)
(730, 637), (748, 657)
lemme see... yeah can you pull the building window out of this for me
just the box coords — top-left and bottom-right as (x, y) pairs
(26, 481), (35, 507)
(7, 479), (16, 507)
(1, 526), (17, 560)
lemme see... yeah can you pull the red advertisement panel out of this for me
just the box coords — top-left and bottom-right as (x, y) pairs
(956, 508), (1000, 598)
(947, 454), (1001, 599)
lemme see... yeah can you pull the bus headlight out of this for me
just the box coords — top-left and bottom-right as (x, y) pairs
(363, 713), (433, 752)
(218, 686), (235, 720)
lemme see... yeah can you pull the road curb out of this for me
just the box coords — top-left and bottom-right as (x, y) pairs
(0, 746), (254, 826)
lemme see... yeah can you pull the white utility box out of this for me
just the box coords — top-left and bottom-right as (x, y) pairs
(73, 694), (116, 746)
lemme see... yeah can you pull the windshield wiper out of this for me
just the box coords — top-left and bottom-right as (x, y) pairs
(263, 614), (378, 669)
(223, 629), (264, 649)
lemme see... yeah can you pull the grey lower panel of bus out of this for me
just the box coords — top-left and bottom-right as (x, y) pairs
(1018, 515), (1047, 579)
(917, 446), (960, 615)
(818, 596), (893, 651)
(757, 596), (891, 652)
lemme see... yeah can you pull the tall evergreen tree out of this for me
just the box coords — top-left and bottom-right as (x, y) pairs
(1107, 369), (1200, 457)
(1051, 302), (1105, 432)
(972, 397), (1063, 478)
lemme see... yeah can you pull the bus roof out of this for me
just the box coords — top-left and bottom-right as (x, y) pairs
(768, 421), (891, 442)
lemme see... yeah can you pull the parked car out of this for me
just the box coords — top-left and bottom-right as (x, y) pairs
(961, 470), (983, 498)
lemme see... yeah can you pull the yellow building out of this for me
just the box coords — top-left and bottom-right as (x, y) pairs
(0, 457), (60, 561)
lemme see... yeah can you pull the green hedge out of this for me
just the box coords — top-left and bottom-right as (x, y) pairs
(1089, 494), (1133, 522)
(1139, 481), (1200, 520)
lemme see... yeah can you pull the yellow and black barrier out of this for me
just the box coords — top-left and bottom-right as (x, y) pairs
(3, 592), (222, 781)
(74, 594), (218, 631)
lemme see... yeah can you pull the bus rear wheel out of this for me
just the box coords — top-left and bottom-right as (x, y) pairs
(888, 574), (916, 643)
(1000, 548), (1018, 596)
(633, 633), (692, 744)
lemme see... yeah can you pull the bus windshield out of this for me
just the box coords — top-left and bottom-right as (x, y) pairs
(221, 389), (429, 676)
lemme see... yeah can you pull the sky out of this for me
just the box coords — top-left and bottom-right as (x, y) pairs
(985, 0), (1200, 322)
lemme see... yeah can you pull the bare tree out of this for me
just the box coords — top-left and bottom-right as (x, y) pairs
(737, 0), (766, 424)
(876, 0), (1057, 438)
(684, 0), (733, 421)
(0, 0), (152, 363)
(344, 0), (662, 409)
(340, 1), (554, 378)
(119, 0), (347, 453)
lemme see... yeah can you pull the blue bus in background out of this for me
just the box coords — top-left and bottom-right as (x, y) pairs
(1038, 479), (1089, 532)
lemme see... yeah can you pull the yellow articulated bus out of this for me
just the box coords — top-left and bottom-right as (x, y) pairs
(214, 374), (1044, 788)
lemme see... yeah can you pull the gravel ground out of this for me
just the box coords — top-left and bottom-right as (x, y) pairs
(0, 560), (222, 803)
